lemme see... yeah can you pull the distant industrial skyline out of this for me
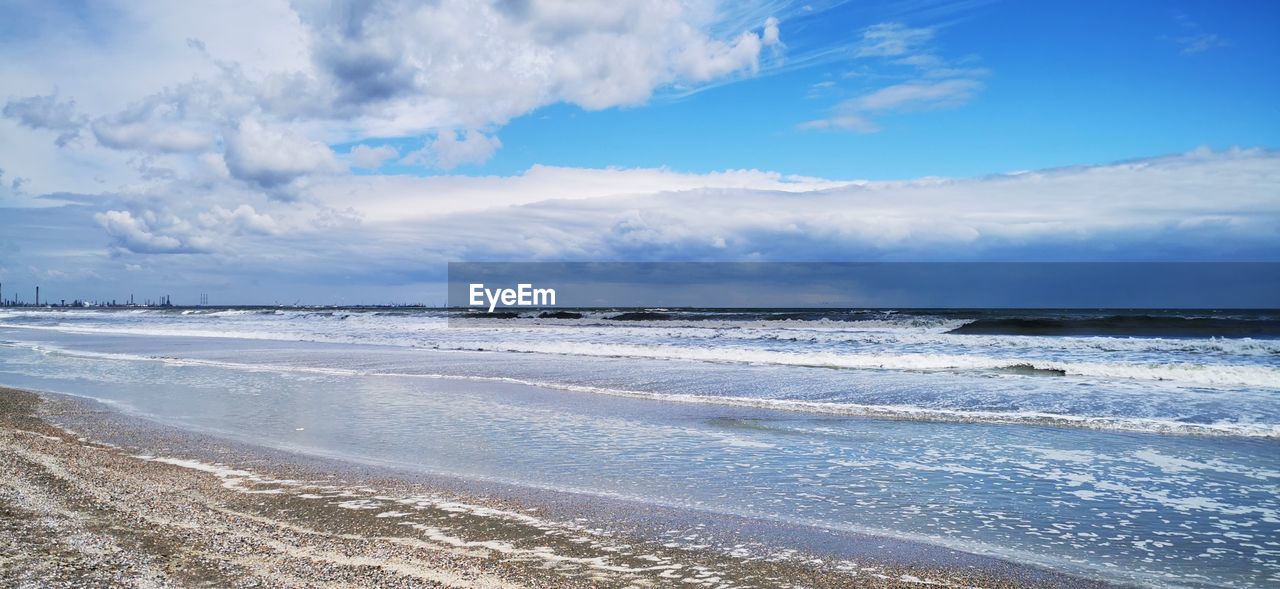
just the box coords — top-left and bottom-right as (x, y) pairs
(0, 281), (174, 307)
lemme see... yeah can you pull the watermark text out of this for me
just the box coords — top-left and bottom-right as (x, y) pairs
(468, 283), (556, 312)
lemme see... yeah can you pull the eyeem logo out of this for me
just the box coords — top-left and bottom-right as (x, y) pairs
(469, 283), (557, 312)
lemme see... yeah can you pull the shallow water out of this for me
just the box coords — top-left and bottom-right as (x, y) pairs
(0, 308), (1277, 587)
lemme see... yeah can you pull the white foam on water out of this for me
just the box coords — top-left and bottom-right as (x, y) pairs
(4, 308), (1279, 359)
(18, 306), (1269, 385)
(1022, 447), (1098, 463)
(13, 340), (1280, 438)
(460, 340), (1280, 388)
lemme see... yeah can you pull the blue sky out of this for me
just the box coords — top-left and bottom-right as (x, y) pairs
(0, 0), (1278, 304)
(350, 0), (1280, 179)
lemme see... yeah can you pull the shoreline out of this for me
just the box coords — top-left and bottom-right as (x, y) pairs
(0, 386), (1118, 588)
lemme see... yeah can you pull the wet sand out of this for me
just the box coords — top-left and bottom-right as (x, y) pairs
(0, 387), (1117, 588)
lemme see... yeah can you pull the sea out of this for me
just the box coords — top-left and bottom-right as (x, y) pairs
(0, 307), (1276, 587)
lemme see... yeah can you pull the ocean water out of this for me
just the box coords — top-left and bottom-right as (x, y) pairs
(0, 307), (1277, 587)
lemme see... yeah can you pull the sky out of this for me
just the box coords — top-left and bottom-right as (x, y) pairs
(0, 0), (1277, 305)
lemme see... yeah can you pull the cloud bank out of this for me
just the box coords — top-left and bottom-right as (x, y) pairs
(0, 147), (1271, 303)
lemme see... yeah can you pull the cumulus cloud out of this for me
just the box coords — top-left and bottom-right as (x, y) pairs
(289, 0), (784, 128)
(88, 83), (226, 154)
(92, 120), (215, 154)
(0, 168), (30, 204)
(0, 0), (788, 203)
(196, 204), (280, 236)
(95, 198), (316, 255)
(0, 0), (788, 209)
(761, 16), (781, 45)
(348, 144), (399, 169)
(223, 118), (342, 189)
(95, 209), (210, 254)
(2, 93), (84, 146)
(402, 130), (502, 170)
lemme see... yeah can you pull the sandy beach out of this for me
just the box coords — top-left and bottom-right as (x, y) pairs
(0, 386), (1114, 588)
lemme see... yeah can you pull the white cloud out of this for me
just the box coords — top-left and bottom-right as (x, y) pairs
(93, 192), (342, 256)
(797, 114), (878, 132)
(379, 148), (1277, 261)
(86, 83), (224, 154)
(196, 204), (280, 235)
(92, 120), (215, 154)
(287, 0), (783, 130)
(402, 130), (502, 170)
(5, 148), (1277, 301)
(801, 79), (981, 132)
(1178, 33), (1228, 54)
(222, 118), (342, 189)
(855, 23), (934, 57)
(94, 209), (208, 254)
(0, 0), (784, 199)
(309, 164), (856, 221)
(1170, 11), (1229, 55)
(2, 93), (84, 146)
(802, 23), (986, 133)
(348, 144), (399, 169)
(852, 78), (982, 112)
(762, 16), (781, 45)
